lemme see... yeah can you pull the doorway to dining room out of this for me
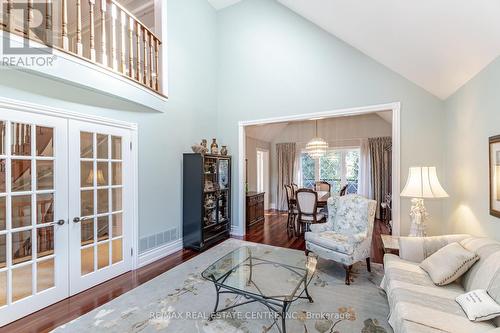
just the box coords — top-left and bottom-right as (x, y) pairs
(239, 103), (400, 262)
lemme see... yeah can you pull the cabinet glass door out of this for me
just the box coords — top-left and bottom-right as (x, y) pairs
(218, 159), (230, 224)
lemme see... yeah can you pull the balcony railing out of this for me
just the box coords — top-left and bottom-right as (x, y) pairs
(0, 0), (162, 95)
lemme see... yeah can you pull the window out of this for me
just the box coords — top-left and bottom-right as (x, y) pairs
(300, 148), (360, 194)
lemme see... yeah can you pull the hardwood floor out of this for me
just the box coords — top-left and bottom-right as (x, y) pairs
(2, 210), (389, 332)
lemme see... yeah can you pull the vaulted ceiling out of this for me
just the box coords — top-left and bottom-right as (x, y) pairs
(208, 0), (500, 100)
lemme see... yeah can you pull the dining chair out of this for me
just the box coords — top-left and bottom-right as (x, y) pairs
(296, 189), (326, 235)
(291, 183), (299, 198)
(284, 185), (297, 233)
(315, 181), (331, 192)
(339, 184), (348, 196)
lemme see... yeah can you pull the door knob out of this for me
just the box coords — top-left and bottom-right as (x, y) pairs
(73, 216), (92, 223)
(48, 219), (65, 226)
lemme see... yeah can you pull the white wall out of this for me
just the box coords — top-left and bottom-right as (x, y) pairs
(0, 0), (218, 250)
(216, 0), (446, 236)
(267, 114), (392, 207)
(444, 56), (500, 240)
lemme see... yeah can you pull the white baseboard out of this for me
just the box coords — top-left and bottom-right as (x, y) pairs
(138, 239), (183, 268)
(230, 225), (244, 237)
(270, 203), (276, 210)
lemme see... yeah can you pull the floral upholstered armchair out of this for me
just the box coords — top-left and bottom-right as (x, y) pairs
(305, 194), (377, 285)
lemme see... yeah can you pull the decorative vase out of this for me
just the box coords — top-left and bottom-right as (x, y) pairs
(210, 138), (218, 154)
(220, 145), (228, 156)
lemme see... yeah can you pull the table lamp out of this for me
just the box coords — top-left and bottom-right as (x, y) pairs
(400, 167), (448, 237)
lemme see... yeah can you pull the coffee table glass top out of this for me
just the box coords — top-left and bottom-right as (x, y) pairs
(202, 246), (317, 302)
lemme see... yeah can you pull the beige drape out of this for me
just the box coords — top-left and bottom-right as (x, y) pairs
(277, 143), (296, 211)
(369, 137), (392, 219)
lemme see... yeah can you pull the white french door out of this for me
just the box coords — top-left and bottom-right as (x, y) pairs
(68, 121), (133, 295)
(0, 111), (68, 327)
(0, 111), (135, 326)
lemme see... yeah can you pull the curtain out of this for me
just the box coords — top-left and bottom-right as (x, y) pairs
(277, 143), (296, 211)
(369, 137), (392, 219)
(358, 138), (372, 199)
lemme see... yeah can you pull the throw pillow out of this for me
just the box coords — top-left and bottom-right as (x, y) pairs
(487, 269), (500, 304)
(420, 242), (479, 286)
(456, 289), (500, 322)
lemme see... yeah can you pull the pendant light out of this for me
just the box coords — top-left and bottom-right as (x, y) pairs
(306, 120), (328, 158)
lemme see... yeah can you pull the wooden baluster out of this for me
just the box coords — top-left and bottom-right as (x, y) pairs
(45, 0), (52, 43)
(149, 33), (153, 88)
(6, 0), (13, 31)
(128, 17), (134, 78)
(100, 0), (107, 66)
(111, 3), (118, 70)
(142, 28), (147, 85)
(120, 11), (126, 74)
(89, 0), (96, 61)
(76, 0), (83, 55)
(26, 0), (33, 39)
(61, 0), (69, 50)
(155, 38), (160, 91)
(135, 22), (141, 82)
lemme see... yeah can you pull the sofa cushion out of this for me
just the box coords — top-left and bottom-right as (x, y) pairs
(456, 289), (500, 322)
(460, 238), (500, 292)
(420, 242), (479, 286)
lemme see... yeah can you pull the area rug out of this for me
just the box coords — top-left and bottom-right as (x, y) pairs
(54, 239), (392, 333)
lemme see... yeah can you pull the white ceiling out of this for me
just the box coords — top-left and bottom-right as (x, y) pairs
(209, 0), (500, 100)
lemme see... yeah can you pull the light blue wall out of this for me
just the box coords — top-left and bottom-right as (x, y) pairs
(216, 0), (446, 236)
(444, 57), (500, 240)
(0, 0), (218, 245)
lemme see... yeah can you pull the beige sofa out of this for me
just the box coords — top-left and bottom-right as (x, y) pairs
(381, 234), (500, 333)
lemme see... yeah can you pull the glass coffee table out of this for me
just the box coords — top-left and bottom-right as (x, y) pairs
(202, 246), (317, 333)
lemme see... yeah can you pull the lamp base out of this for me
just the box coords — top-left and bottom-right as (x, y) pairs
(408, 198), (429, 237)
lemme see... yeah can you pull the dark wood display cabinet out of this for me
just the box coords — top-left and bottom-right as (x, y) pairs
(183, 153), (232, 251)
(246, 191), (265, 228)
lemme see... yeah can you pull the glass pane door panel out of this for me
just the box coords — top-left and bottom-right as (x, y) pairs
(12, 195), (31, 228)
(36, 193), (54, 224)
(0, 197), (5, 231)
(36, 160), (54, 190)
(81, 190), (94, 217)
(96, 134), (108, 159)
(112, 239), (122, 264)
(12, 230), (32, 264)
(96, 162), (108, 186)
(37, 226), (54, 258)
(111, 136), (121, 160)
(81, 247), (94, 275)
(0, 160), (5, 192)
(12, 264), (32, 302)
(11, 160), (31, 192)
(36, 126), (53, 157)
(37, 258), (55, 292)
(80, 161), (94, 187)
(97, 189), (109, 214)
(0, 271), (5, 306)
(11, 123), (31, 156)
(112, 214), (122, 237)
(97, 216), (109, 241)
(0, 234), (5, 268)
(112, 188), (122, 212)
(80, 132), (93, 158)
(111, 162), (122, 185)
(81, 219), (94, 246)
(0, 121), (5, 155)
(97, 242), (109, 269)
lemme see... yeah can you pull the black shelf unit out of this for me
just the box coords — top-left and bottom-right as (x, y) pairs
(183, 153), (232, 251)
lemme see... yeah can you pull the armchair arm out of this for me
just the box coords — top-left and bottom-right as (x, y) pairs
(309, 223), (329, 233)
(399, 234), (470, 263)
(349, 231), (368, 243)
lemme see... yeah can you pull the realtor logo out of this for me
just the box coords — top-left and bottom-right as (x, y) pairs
(1, 0), (56, 67)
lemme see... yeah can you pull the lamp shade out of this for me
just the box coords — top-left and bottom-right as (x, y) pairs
(306, 137), (328, 158)
(400, 166), (448, 198)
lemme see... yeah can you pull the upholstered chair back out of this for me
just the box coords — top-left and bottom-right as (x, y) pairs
(296, 189), (318, 215)
(315, 181), (331, 192)
(332, 194), (376, 239)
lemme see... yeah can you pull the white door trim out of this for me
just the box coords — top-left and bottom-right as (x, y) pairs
(0, 97), (140, 268)
(237, 102), (401, 236)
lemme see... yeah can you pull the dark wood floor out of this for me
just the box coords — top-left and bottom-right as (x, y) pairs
(2, 210), (389, 332)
